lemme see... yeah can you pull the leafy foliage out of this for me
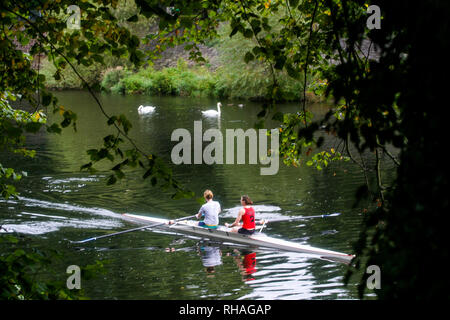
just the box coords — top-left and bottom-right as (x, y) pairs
(0, 92), (44, 198)
(0, 235), (106, 300)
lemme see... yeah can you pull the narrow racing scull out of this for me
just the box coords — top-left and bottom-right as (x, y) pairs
(122, 213), (355, 264)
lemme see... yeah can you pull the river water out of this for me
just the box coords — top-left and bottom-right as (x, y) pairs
(1, 91), (395, 299)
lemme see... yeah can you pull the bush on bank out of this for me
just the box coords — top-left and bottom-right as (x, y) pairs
(100, 58), (308, 101)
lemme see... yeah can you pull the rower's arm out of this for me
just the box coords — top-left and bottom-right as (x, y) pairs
(196, 206), (204, 219)
(229, 209), (244, 227)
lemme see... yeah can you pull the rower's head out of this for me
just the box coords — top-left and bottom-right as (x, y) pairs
(204, 189), (213, 201)
(240, 195), (253, 205)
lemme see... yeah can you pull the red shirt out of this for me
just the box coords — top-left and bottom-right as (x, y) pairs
(242, 207), (255, 230)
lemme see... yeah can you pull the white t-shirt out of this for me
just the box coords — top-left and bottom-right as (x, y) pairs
(199, 200), (221, 226)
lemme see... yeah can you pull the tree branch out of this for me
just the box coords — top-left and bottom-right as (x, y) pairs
(377, 142), (400, 166)
(302, 0), (319, 128)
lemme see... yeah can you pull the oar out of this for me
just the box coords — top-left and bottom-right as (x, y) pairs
(259, 212), (341, 224)
(71, 214), (197, 244)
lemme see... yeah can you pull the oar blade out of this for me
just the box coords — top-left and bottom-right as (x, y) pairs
(325, 212), (341, 217)
(70, 239), (86, 244)
(70, 236), (100, 244)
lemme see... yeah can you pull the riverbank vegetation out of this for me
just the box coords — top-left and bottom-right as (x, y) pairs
(42, 21), (312, 102)
(37, 0), (317, 102)
(98, 59), (309, 101)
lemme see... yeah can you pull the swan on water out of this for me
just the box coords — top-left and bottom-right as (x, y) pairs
(138, 105), (156, 114)
(202, 102), (222, 117)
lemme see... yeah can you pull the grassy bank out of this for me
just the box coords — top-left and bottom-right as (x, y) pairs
(101, 60), (217, 97)
(40, 18), (320, 102)
(99, 57), (310, 101)
(41, 55), (309, 101)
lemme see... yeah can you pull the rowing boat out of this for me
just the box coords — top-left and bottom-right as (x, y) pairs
(122, 213), (355, 264)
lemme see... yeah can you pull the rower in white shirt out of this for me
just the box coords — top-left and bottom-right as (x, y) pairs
(196, 189), (221, 229)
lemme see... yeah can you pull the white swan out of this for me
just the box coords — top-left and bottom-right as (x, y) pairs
(202, 102), (221, 117)
(138, 105), (156, 114)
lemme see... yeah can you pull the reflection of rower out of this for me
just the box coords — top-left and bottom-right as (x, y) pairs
(198, 245), (222, 274)
(229, 249), (257, 281)
(243, 251), (257, 278)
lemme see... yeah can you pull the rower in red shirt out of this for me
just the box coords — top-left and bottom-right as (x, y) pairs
(225, 195), (265, 235)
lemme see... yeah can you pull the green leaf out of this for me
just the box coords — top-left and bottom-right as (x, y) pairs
(107, 116), (117, 126)
(243, 29), (253, 38)
(244, 51), (254, 63)
(80, 162), (92, 171)
(111, 163), (122, 171)
(92, 54), (104, 64)
(274, 56), (286, 70)
(252, 46), (262, 55)
(286, 63), (300, 79)
(229, 26), (239, 38)
(106, 175), (117, 185)
(114, 169), (125, 180)
(250, 19), (261, 30)
(257, 109), (267, 118)
(118, 114), (132, 134)
(42, 92), (52, 107)
(24, 122), (43, 133)
(143, 168), (152, 179)
(47, 123), (62, 134)
(289, 0), (300, 8)
(87, 149), (100, 161)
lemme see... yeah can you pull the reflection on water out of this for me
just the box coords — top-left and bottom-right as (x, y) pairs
(229, 249), (258, 282)
(199, 245), (222, 275)
(0, 91), (398, 299)
(197, 244), (258, 282)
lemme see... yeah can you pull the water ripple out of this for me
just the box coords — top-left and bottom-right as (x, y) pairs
(1, 196), (123, 235)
